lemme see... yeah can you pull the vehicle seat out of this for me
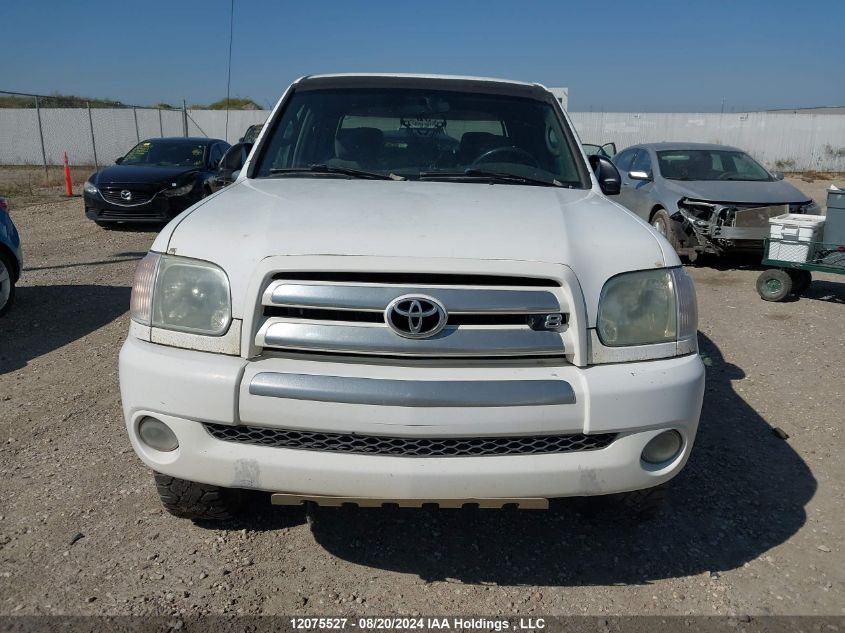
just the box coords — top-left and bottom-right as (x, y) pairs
(456, 132), (506, 165)
(661, 160), (682, 179)
(686, 153), (713, 180)
(331, 127), (384, 169)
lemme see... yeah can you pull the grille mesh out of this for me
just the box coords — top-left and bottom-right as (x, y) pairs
(101, 189), (155, 205)
(204, 423), (616, 458)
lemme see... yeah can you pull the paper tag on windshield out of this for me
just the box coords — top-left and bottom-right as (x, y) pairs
(401, 115), (446, 131)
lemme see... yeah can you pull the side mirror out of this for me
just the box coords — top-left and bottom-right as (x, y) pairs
(772, 170), (784, 181)
(219, 142), (253, 173)
(589, 155), (621, 196)
(628, 170), (652, 181)
(115, 156), (124, 165)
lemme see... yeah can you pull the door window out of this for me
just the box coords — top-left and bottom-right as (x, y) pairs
(209, 143), (225, 168)
(631, 149), (652, 175)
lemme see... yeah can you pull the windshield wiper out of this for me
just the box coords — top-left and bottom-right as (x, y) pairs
(418, 169), (564, 187)
(269, 164), (395, 180)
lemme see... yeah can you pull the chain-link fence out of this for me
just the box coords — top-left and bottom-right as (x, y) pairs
(0, 90), (268, 179)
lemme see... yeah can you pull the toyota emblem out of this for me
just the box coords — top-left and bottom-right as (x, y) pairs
(120, 189), (132, 201)
(385, 295), (448, 339)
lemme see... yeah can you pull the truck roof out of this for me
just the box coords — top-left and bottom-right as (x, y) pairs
(295, 73), (553, 100)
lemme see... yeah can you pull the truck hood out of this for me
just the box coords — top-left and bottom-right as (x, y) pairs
(662, 178), (810, 205)
(160, 179), (671, 319)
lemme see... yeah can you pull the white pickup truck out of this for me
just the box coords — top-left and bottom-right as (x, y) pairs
(120, 74), (704, 521)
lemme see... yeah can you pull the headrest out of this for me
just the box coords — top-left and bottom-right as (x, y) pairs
(335, 127), (384, 162)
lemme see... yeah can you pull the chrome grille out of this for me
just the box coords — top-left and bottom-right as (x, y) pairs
(205, 423), (616, 457)
(100, 188), (156, 205)
(256, 274), (569, 359)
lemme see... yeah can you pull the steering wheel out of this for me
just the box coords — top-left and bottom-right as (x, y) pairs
(471, 146), (539, 168)
(717, 171), (741, 180)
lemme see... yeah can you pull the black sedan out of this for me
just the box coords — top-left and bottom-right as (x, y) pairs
(84, 137), (230, 226)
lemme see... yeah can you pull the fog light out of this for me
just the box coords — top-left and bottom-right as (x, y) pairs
(138, 417), (179, 452)
(641, 430), (683, 464)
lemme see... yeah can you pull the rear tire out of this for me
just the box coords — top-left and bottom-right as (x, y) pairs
(153, 472), (243, 520)
(756, 269), (792, 301)
(651, 208), (682, 252)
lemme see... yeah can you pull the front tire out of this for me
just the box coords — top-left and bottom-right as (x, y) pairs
(0, 252), (15, 316)
(612, 484), (669, 520)
(153, 472), (243, 520)
(651, 208), (682, 252)
(551, 483), (669, 521)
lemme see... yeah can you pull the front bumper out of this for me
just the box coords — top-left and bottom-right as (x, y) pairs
(84, 190), (200, 223)
(119, 337), (705, 499)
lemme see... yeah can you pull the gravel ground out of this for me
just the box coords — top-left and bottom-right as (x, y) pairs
(0, 177), (843, 618)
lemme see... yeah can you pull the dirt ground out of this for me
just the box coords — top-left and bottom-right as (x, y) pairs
(0, 175), (843, 618)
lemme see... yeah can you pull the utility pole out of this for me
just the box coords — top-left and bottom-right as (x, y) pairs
(225, 0), (234, 141)
(35, 95), (49, 183)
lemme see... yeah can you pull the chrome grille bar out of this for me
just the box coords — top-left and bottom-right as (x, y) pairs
(248, 372), (576, 406)
(257, 322), (565, 357)
(264, 282), (562, 314)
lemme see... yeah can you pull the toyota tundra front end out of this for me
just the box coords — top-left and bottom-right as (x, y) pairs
(119, 74), (705, 520)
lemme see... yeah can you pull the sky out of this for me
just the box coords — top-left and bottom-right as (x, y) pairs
(2, 0), (844, 112)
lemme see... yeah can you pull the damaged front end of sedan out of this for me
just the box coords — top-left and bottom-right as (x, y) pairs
(671, 199), (817, 258)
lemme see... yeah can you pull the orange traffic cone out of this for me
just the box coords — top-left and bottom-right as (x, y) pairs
(63, 151), (73, 197)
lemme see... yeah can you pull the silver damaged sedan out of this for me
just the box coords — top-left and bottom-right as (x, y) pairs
(612, 142), (819, 259)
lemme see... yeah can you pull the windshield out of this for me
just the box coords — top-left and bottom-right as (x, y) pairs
(121, 140), (207, 167)
(253, 88), (584, 187)
(656, 149), (772, 182)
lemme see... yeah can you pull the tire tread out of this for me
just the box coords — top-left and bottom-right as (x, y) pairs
(153, 472), (243, 520)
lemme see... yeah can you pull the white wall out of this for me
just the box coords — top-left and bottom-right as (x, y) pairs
(2, 107), (844, 171)
(569, 111), (845, 172)
(0, 108), (267, 166)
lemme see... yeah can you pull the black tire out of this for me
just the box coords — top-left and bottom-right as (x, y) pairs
(787, 269), (812, 294)
(94, 220), (115, 229)
(651, 208), (682, 252)
(612, 484), (669, 521)
(153, 472), (243, 520)
(0, 251), (15, 316)
(756, 269), (792, 302)
(550, 483), (669, 521)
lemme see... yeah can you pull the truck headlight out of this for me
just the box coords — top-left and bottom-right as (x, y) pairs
(594, 267), (697, 361)
(131, 252), (231, 336)
(83, 180), (98, 195)
(152, 256), (231, 335)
